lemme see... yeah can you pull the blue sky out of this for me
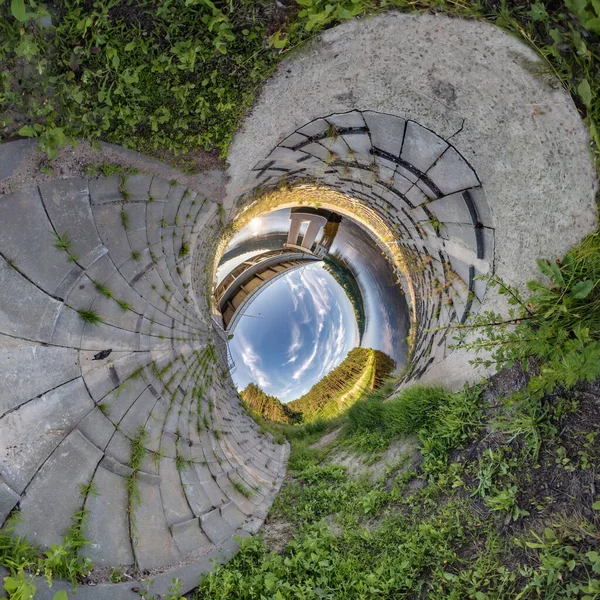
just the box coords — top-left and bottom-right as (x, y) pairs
(228, 262), (359, 403)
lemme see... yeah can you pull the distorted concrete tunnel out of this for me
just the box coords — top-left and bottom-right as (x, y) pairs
(0, 12), (597, 599)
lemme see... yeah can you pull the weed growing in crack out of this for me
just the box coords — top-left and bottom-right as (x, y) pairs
(52, 231), (79, 262)
(178, 240), (190, 258)
(93, 280), (113, 299)
(77, 309), (102, 325)
(231, 479), (254, 499)
(0, 486), (95, 595)
(97, 401), (111, 417)
(116, 299), (131, 312)
(120, 208), (130, 230)
(126, 426), (148, 548)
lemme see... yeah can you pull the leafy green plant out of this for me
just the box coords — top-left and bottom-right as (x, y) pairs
(360, 488), (387, 515)
(485, 485), (530, 521)
(166, 578), (185, 600)
(0, 505), (93, 600)
(295, 0), (364, 33)
(1, 568), (37, 600)
(564, 0), (600, 35)
(457, 232), (600, 395)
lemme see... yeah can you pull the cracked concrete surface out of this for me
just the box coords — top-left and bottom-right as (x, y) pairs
(0, 12), (597, 599)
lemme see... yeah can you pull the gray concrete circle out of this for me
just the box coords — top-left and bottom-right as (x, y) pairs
(225, 12), (597, 388)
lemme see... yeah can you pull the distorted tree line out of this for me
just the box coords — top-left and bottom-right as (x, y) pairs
(241, 348), (395, 424)
(240, 383), (302, 424)
(323, 255), (366, 341)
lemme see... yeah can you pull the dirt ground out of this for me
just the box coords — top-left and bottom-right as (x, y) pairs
(0, 138), (227, 198)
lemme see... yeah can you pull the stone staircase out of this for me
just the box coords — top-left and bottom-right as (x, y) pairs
(0, 171), (288, 598)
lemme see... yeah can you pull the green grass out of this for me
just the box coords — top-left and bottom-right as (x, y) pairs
(1, 0), (597, 167)
(175, 450), (190, 472)
(109, 567), (124, 583)
(51, 231), (73, 253)
(77, 309), (102, 325)
(126, 426), (148, 515)
(0, 487), (94, 597)
(231, 479), (255, 499)
(196, 234), (600, 600)
(93, 280), (113, 299)
(120, 208), (130, 231)
(52, 231), (78, 262)
(347, 384), (449, 436)
(194, 377), (600, 600)
(116, 299), (131, 312)
(178, 240), (191, 258)
(92, 281), (131, 312)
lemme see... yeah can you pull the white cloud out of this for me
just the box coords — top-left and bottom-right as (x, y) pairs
(319, 308), (348, 378)
(237, 331), (270, 389)
(286, 272), (305, 312)
(284, 322), (302, 365)
(292, 333), (320, 381)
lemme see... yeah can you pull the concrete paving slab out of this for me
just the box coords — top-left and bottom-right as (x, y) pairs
(0, 188), (79, 295)
(84, 464), (134, 566)
(0, 139), (36, 180)
(0, 346), (79, 417)
(0, 476), (20, 525)
(89, 175), (122, 205)
(159, 457), (194, 525)
(0, 378), (94, 493)
(77, 407), (115, 450)
(132, 479), (181, 570)
(199, 507), (234, 544)
(14, 429), (103, 547)
(427, 147), (479, 195)
(39, 178), (104, 269)
(171, 517), (211, 556)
